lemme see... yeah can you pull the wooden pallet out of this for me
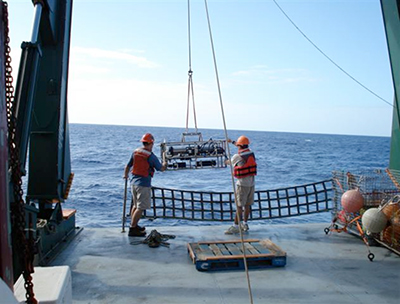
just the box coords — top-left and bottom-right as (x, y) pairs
(187, 239), (286, 271)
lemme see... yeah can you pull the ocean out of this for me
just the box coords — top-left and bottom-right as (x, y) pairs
(66, 123), (390, 228)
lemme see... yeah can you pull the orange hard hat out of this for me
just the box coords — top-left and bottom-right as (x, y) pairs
(236, 135), (250, 146)
(140, 133), (154, 143)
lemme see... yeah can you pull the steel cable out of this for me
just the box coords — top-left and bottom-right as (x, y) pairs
(186, 0), (198, 133)
(203, 1), (254, 303)
(273, 0), (393, 108)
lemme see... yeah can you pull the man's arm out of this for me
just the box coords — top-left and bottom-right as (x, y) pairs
(124, 155), (133, 179)
(226, 154), (241, 166)
(123, 165), (130, 179)
(150, 154), (167, 172)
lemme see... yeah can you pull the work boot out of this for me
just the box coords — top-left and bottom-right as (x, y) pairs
(225, 225), (240, 235)
(240, 223), (249, 232)
(128, 226), (146, 237)
(136, 225), (146, 232)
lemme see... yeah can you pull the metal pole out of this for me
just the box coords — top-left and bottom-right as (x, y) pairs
(121, 178), (128, 232)
(30, 2), (43, 44)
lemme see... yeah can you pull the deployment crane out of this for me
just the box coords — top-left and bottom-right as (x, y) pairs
(0, 0), (76, 298)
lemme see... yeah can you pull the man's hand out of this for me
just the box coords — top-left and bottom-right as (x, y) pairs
(227, 138), (236, 145)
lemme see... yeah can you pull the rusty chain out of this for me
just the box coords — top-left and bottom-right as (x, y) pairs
(2, 2), (37, 303)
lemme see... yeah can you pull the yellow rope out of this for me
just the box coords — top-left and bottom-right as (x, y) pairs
(203, 1), (254, 303)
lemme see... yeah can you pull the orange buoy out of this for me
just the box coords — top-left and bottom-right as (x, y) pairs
(341, 189), (364, 213)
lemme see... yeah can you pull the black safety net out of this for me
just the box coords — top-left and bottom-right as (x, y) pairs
(143, 180), (333, 221)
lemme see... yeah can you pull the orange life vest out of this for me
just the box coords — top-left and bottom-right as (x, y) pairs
(233, 148), (257, 178)
(131, 148), (154, 177)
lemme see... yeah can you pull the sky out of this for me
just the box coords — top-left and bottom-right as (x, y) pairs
(7, 0), (395, 136)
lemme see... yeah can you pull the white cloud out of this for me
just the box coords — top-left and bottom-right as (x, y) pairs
(71, 47), (159, 68)
(117, 48), (145, 54)
(67, 70), (392, 136)
(66, 71), (231, 131)
(68, 77), (186, 126)
(70, 64), (110, 75)
(231, 66), (318, 84)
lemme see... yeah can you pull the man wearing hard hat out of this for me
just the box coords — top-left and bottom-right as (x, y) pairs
(124, 133), (167, 237)
(225, 135), (257, 234)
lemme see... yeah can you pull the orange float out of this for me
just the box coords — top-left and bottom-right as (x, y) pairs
(341, 189), (364, 213)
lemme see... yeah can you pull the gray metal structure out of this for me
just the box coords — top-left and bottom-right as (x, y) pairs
(381, 0), (400, 171)
(161, 132), (228, 170)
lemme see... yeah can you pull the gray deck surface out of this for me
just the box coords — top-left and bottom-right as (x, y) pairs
(52, 223), (400, 304)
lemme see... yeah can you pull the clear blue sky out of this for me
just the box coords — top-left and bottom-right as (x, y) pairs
(8, 0), (394, 136)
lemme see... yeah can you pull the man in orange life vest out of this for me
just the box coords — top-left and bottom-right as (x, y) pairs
(124, 133), (167, 237)
(225, 135), (257, 234)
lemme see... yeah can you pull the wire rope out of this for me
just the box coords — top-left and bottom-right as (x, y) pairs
(203, 1), (254, 303)
(273, 0), (394, 108)
(186, 0), (198, 133)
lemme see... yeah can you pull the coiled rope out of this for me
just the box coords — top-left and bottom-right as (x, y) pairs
(203, 1), (254, 303)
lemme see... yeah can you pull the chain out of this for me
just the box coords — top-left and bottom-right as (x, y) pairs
(2, 2), (37, 303)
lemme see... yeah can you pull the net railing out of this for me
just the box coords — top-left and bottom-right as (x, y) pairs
(143, 179), (333, 221)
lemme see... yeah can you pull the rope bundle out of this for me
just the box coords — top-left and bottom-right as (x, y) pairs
(130, 230), (176, 248)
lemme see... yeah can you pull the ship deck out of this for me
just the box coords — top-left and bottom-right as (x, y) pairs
(51, 223), (399, 304)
